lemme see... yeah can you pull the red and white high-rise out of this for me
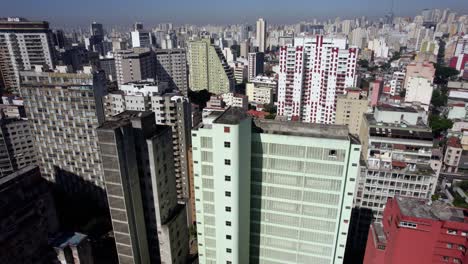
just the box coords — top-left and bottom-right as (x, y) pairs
(277, 36), (358, 123)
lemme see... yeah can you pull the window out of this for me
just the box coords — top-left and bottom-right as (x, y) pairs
(447, 243), (453, 249)
(400, 221), (417, 229)
(348, 192), (353, 196)
(225, 159), (231, 165)
(454, 258), (461, 264)
(227, 262), (232, 264)
(225, 191), (231, 197)
(225, 176), (231, 181)
(224, 126), (230, 133)
(226, 248), (232, 253)
(224, 141), (231, 148)
(462, 232), (467, 237)
(329, 149), (337, 157)
(226, 221), (231, 226)
(442, 256), (449, 262)
(447, 229), (457, 235)
(225, 206), (231, 212)
(226, 235), (231, 240)
(350, 178), (356, 181)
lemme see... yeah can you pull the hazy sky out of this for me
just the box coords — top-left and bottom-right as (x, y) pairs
(2, 0), (468, 27)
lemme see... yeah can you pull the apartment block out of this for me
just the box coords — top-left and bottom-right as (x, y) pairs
(0, 165), (59, 264)
(277, 36), (358, 123)
(364, 196), (468, 264)
(104, 80), (192, 203)
(155, 49), (189, 95)
(0, 18), (55, 92)
(115, 48), (155, 86)
(404, 61), (435, 88)
(97, 111), (188, 264)
(187, 38), (235, 94)
(335, 89), (368, 135)
(192, 107), (361, 264)
(405, 76), (433, 110)
(356, 105), (439, 219)
(19, 68), (108, 201)
(0, 117), (37, 178)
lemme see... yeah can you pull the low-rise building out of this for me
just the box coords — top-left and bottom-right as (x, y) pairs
(443, 137), (464, 173)
(245, 76), (277, 106)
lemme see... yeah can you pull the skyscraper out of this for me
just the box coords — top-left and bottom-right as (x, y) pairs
(20, 67), (108, 202)
(0, 18), (55, 93)
(277, 36), (358, 124)
(187, 38), (235, 94)
(97, 111), (188, 264)
(192, 107), (360, 264)
(155, 49), (189, 95)
(256, 18), (266, 52)
(131, 23), (153, 48)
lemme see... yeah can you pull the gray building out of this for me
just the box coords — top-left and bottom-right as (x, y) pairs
(155, 49), (189, 95)
(19, 68), (108, 202)
(0, 117), (37, 178)
(114, 48), (156, 86)
(97, 111), (189, 264)
(99, 56), (117, 81)
(0, 165), (59, 264)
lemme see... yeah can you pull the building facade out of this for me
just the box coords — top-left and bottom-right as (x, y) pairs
(20, 69), (107, 201)
(277, 36), (358, 124)
(155, 49), (189, 95)
(405, 76), (433, 110)
(187, 38), (235, 94)
(97, 111), (188, 264)
(247, 52), (264, 82)
(114, 48), (155, 86)
(0, 18), (55, 92)
(356, 106), (439, 219)
(246, 76), (277, 106)
(192, 107), (361, 264)
(335, 89), (368, 135)
(0, 117), (37, 178)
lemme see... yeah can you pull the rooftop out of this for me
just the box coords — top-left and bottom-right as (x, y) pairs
(254, 119), (350, 140)
(377, 104), (418, 113)
(213, 107), (248, 125)
(51, 232), (88, 249)
(98, 111), (154, 130)
(396, 196), (468, 223)
(447, 137), (462, 148)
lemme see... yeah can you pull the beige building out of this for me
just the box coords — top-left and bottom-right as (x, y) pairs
(187, 38), (234, 94)
(335, 89), (368, 135)
(246, 76), (277, 105)
(115, 48), (155, 86)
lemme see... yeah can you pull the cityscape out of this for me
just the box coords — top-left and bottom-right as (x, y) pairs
(2, 2), (468, 264)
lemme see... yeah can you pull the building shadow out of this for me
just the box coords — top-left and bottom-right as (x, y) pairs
(52, 167), (118, 264)
(344, 207), (374, 264)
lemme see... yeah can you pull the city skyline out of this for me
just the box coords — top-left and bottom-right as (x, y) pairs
(2, 0), (468, 27)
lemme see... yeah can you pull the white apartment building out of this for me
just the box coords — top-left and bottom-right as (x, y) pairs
(277, 36), (358, 124)
(256, 18), (266, 52)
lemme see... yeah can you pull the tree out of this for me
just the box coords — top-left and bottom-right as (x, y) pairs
(429, 115), (453, 136)
(188, 89), (212, 109)
(434, 64), (460, 85)
(263, 103), (277, 114)
(358, 59), (369, 68)
(431, 89), (448, 108)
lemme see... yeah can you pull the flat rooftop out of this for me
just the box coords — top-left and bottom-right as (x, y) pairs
(377, 105), (418, 113)
(254, 119), (350, 140)
(213, 107), (248, 125)
(98, 111), (153, 130)
(396, 196), (468, 223)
